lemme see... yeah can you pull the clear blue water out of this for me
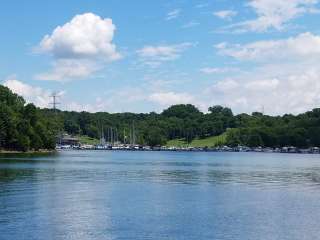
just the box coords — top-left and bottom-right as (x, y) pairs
(1, 151), (320, 240)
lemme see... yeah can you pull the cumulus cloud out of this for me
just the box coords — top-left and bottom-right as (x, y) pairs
(3, 79), (54, 108)
(216, 32), (320, 61)
(213, 10), (237, 20)
(214, 79), (239, 92)
(137, 42), (194, 67)
(205, 32), (320, 115)
(226, 0), (319, 32)
(35, 59), (100, 81)
(81, 89), (199, 113)
(2, 79), (201, 113)
(166, 9), (181, 20)
(148, 91), (194, 107)
(35, 13), (121, 81)
(3, 79), (114, 113)
(206, 70), (320, 115)
(38, 13), (121, 60)
(63, 87), (151, 113)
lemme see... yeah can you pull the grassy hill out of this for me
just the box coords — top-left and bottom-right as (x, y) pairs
(79, 132), (228, 147)
(79, 136), (100, 145)
(166, 132), (228, 148)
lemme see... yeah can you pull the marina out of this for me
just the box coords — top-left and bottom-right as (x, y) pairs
(56, 143), (320, 154)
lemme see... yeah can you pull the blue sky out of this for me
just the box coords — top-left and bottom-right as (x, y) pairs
(1, 0), (320, 115)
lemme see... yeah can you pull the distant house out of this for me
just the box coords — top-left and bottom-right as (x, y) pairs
(57, 134), (80, 146)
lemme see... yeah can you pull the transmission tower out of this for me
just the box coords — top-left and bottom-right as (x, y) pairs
(50, 92), (61, 112)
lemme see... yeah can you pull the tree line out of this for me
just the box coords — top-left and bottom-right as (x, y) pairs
(1, 84), (320, 151)
(0, 85), (56, 151)
(41, 103), (320, 148)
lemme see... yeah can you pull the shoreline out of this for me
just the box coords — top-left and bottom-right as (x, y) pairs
(0, 149), (56, 154)
(56, 148), (320, 155)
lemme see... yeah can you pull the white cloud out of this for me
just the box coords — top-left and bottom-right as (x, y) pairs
(207, 69), (320, 115)
(245, 78), (279, 90)
(37, 13), (121, 60)
(200, 67), (238, 74)
(64, 87), (150, 113)
(63, 101), (94, 112)
(63, 98), (110, 113)
(227, 0), (319, 32)
(182, 21), (200, 28)
(8, 70), (318, 115)
(3, 79), (54, 108)
(166, 9), (181, 20)
(35, 59), (100, 81)
(205, 32), (320, 115)
(75, 88), (200, 113)
(214, 79), (239, 92)
(137, 42), (194, 67)
(213, 10), (237, 20)
(2, 79), (125, 113)
(3, 79), (201, 113)
(3, 76), (203, 113)
(214, 42), (228, 49)
(0, 79), (118, 114)
(148, 91), (194, 107)
(35, 13), (121, 81)
(216, 32), (320, 61)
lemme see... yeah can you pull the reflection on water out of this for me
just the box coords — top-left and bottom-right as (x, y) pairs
(1, 151), (320, 240)
(1, 152), (320, 188)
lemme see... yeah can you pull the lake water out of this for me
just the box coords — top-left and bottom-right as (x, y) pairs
(1, 151), (320, 240)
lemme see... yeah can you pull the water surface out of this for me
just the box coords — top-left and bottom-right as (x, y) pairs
(1, 151), (320, 240)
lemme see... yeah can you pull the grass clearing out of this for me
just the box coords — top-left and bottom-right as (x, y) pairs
(166, 132), (228, 147)
(79, 136), (100, 145)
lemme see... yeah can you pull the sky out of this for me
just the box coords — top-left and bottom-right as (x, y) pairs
(1, 0), (320, 115)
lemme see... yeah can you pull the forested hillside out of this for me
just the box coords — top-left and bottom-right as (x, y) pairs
(0, 86), (56, 151)
(1, 83), (320, 150)
(41, 103), (320, 148)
